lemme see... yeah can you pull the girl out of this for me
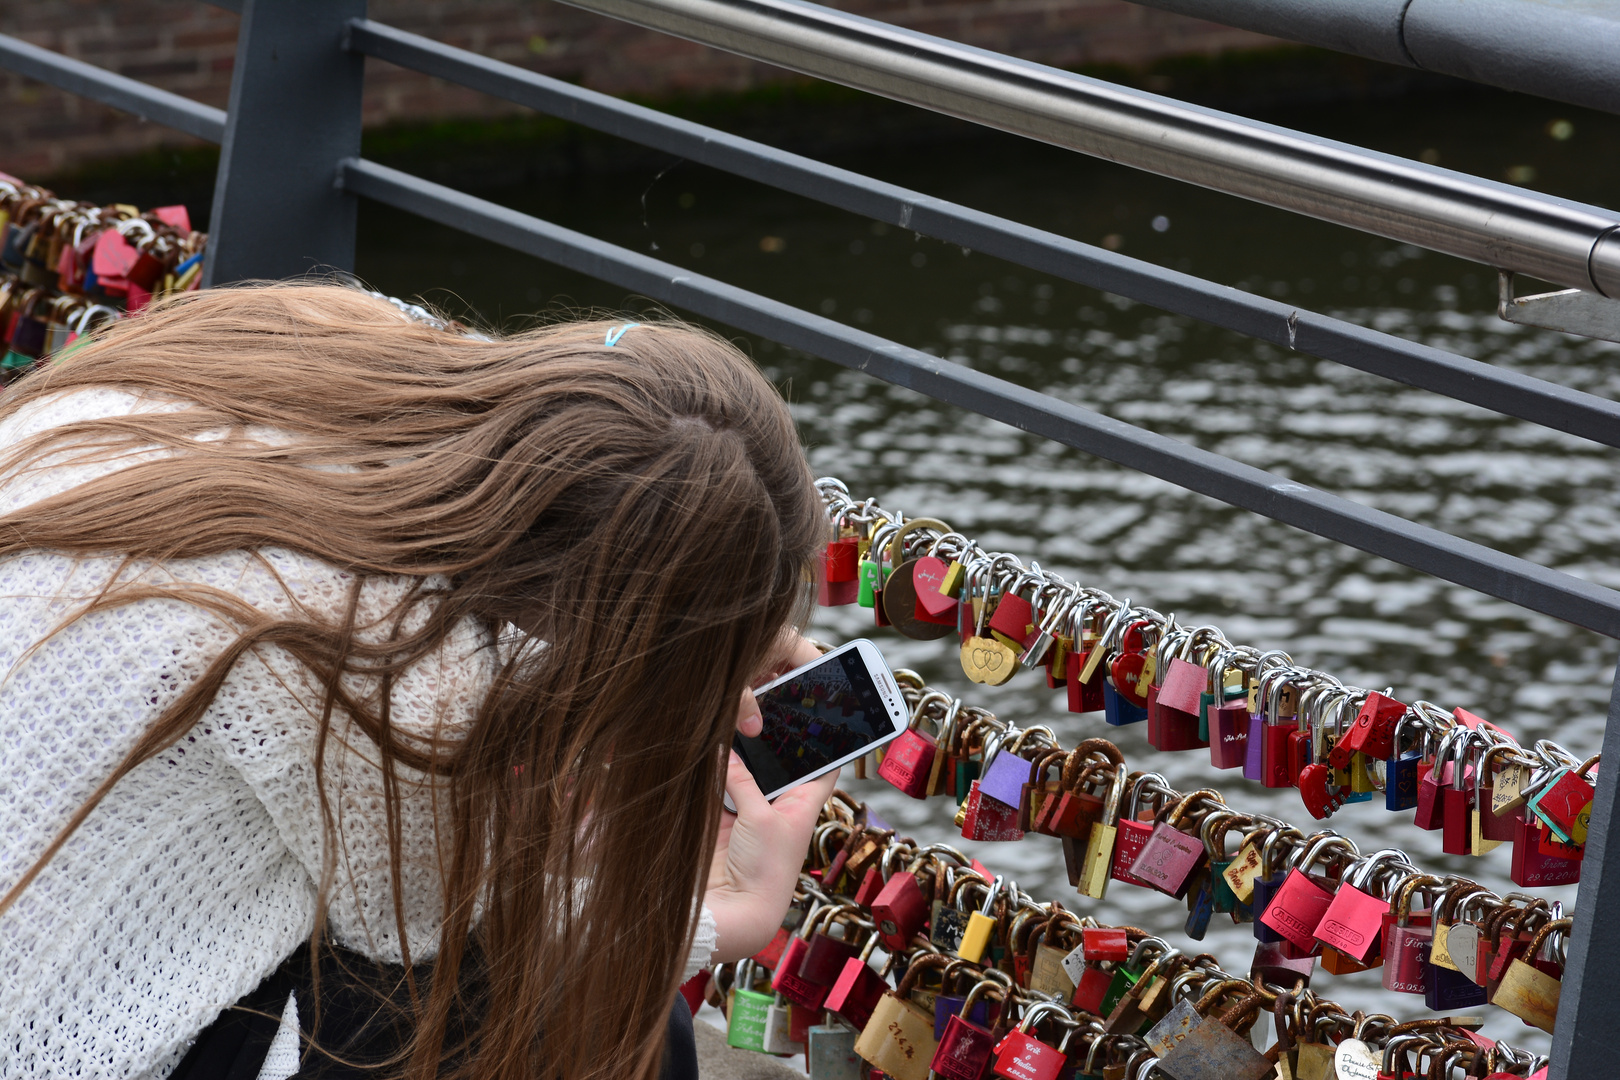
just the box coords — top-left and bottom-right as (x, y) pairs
(0, 283), (834, 1079)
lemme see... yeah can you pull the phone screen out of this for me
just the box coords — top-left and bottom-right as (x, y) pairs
(732, 645), (902, 797)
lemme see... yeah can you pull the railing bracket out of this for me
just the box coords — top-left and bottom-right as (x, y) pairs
(1499, 271), (1620, 344)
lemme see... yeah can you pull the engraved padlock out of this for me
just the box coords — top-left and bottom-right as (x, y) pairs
(1381, 874), (1442, 995)
(852, 954), (948, 1080)
(1314, 849), (1409, 962)
(931, 978), (1008, 1080)
(1127, 788), (1219, 899)
(991, 1000), (1069, 1080)
(1257, 833), (1352, 953)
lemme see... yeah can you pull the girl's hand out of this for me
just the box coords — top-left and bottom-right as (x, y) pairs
(704, 630), (833, 962)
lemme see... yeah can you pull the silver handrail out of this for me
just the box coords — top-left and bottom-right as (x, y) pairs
(558, 0), (1620, 299)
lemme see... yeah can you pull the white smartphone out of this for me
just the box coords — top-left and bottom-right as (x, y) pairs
(725, 638), (909, 813)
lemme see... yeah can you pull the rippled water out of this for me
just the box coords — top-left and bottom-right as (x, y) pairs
(356, 84), (1620, 1053)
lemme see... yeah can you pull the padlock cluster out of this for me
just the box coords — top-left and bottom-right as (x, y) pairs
(708, 790), (1553, 1079)
(815, 479), (1598, 876)
(0, 173), (206, 382)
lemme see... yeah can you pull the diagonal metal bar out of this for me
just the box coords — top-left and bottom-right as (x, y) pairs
(0, 33), (226, 144)
(339, 155), (1620, 638)
(547, 0), (1620, 299)
(346, 18), (1620, 452)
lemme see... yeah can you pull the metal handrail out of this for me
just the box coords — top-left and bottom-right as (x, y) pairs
(556, 0), (1620, 299)
(347, 17), (1620, 452)
(338, 155), (1620, 640)
(0, 34), (226, 143)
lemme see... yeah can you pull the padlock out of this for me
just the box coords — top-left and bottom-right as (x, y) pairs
(1154, 990), (1274, 1080)
(984, 582), (1036, 650)
(1102, 676), (1149, 726)
(772, 905), (843, 1009)
(1315, 850), (1406, 962)
(1150, 629), (1210, 751)
(1536, 823), (1585, 861)
(956, 874), (1004, 964)
(1258, 835), (1348, 953)
(1474, 744), (1523, 846)
(1381, 875), (1441, 995)
(826, 930), (894, 1030)
(909, 551), (959, 624)
(977, 730), (1038, 810)
(1414, 726), (1466, 831)
(807, 1023), (863, 1080)
(1510, 811), (1582, 886)
(1528, 760), (1597, 843)
(1202, 813), (1244, 914)
(762, 990), (806, 1055)
(1260, 674), (1302, 788)
(1077, 759), (1129, 900)
(1424, 884), (1488, 1011)
(1101, 943), (1176, 1034)
(991, 1000), (1069, 1080)
(1250, 939), (1314, 989)
(877, 691), (950, 798)
(1044, 740), (1121, 840)
(880, 522), (958, 640)
(1069, 958), (1116, 1015)
(1184, 867), (1215, 941)
(1068, 617), (1109, 712)
(1018, 749), (1068, 833)
(931, 979), (1007, 1080)
(1492, 917), (1571, 1033)
(1111, 775), (1170, 890)
(872, 865), (928, 952)
(727, 959), (776, 1051)
(1444, 891), (1495, 986)
(1330, 689), (1406, 766)
(930, 875), (977, 953)
(1443, 732), (1484, 855)
(1127, 788), (1217, 899)
(1024, 919), (1077, 1000)
(853, 954), (948, 1080)
(1249, 830), (1294, 944)
(1207, 653), (1251, 769)
(1242, 710), (1268, 782)
(960, 780), (1025, 842)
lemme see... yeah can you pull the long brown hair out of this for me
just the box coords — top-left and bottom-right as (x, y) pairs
(0, 283), (826, 1078)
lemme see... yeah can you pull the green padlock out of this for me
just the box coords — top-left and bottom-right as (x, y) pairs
(727, 959), (775, 1052)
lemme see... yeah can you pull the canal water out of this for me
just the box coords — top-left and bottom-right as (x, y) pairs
(355, 83), (1620, 1052)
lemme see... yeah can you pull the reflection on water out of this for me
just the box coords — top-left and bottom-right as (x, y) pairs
(356, 84), (1620, 1052)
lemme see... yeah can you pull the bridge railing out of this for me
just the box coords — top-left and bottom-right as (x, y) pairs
(4, 1), (1618, 1072)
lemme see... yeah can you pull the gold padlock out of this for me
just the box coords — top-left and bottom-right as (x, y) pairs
(853, 954), (947, 1080)
(1492, 917), (1570, 1034)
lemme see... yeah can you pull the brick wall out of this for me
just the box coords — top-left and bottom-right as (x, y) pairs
(0, 0), (1276, 178)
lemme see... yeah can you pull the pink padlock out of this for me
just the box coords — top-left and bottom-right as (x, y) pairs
(1258, 836), (1351, 952)
(1124, 791), (1210, 899)
(1315, 852), (1405, 962)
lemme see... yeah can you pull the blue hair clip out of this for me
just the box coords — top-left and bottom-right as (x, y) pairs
(604, 323), (640, 347)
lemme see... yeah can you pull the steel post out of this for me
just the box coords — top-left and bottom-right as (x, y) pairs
(202, 0), (367, 286)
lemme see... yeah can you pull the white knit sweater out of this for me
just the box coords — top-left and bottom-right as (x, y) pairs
(0, 388), (717, 1079)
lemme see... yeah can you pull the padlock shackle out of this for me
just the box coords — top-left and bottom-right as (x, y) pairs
(893, 952), (951, 999)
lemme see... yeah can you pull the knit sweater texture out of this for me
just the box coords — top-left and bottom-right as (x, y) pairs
(0, 387), (716, 1078)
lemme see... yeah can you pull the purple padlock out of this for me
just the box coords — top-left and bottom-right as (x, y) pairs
(1243, 713), (1266, 782)
(977, 744), (1033, 808)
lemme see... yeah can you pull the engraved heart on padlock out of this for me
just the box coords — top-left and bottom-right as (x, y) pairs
(960, 636), (1016, 685)
(1109, 651), (1148, 707)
